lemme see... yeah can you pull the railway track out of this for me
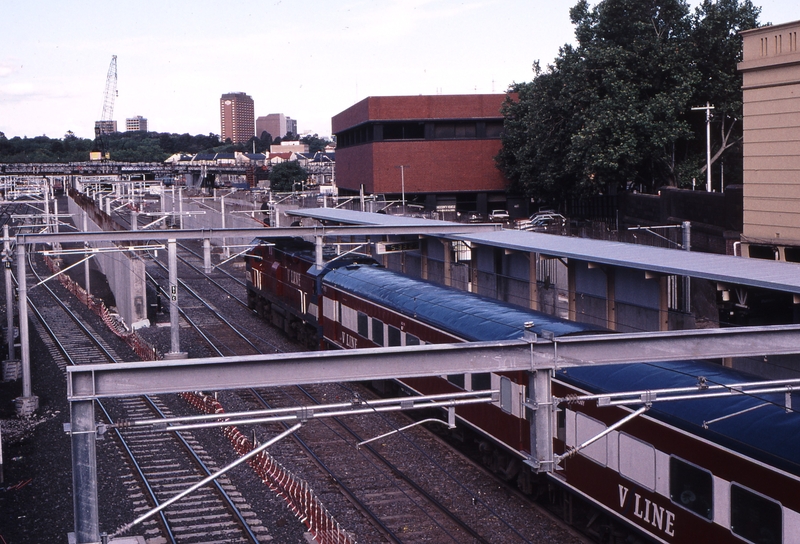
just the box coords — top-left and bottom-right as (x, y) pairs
(6, 196), (587, 543)
(144, 241), (581, 543)
(18, 245), (270, 543)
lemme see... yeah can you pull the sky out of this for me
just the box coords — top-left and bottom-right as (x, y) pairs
(0, 0), (796, 141)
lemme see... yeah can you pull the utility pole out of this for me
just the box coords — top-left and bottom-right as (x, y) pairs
(691, 103), (714, 192)
(396, 165), (410, 211)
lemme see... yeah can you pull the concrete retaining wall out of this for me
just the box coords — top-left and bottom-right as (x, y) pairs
(67, 196), (149, 329)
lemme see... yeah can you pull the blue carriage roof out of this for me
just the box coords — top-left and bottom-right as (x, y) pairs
(559, 361), (800, 477)
(323, 264), (599, 341)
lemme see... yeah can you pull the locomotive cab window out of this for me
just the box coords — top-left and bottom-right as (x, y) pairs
(730, 483), (782, 544)
(669, 456), (713, 521)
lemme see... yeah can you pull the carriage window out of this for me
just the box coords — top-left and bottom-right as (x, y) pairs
(730, 484), (781, 544)
(337, 301), (342, 323)
(357, 312), (368, 337)
(447, 374), (465, 389)
(405, 333), (420, 346)
(388, 325), (401, 347)
(576, 412), (607, 466)
(619, 433), (654, 489)
(471, 373), (491, 391)
(670, 457), (713, 520)
(371, 318), (384, 346)
(500, 376), (513, 413)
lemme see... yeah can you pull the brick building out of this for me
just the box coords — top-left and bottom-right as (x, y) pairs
(220, 92), (255, 144)
(331, 94), (512, 214)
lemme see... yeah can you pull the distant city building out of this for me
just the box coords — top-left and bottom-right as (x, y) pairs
(94, 120), (117, 135)
(286, 117), (297, 136)
(126, 116), (148, 132)
(256, 113), (289, 139)
(220, 92), (255, 144)
(269, 141), (309, 153)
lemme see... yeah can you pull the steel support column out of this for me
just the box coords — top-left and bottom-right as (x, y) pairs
(527, 368), (554, 473)
(203, 238), (212, 274)
(168, 239), (180, 354)
(16, 242), (30, 398)
(70, 398), (99, 544)
(4, 226), (14, 361)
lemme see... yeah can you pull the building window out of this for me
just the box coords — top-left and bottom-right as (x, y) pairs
(383, 122), (425, 140)
(730, 483), (781, 544)
(748, 245), (776, 260)
(784, 247), (800, 263)
(669, 457), (713, 520)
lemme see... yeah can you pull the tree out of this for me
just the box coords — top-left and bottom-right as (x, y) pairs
(688, 0), (760, 188)
(497, 0), (760, 205)
(259, 131), (273, 152)
(268, 161), (308, 192)
(301, 133), (333, 153)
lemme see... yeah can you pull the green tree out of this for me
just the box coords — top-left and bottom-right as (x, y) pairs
(301, 133), (333, 153)
(268, 161), (308, 192)
(687, 0), (760, 188)
(497, 0), (760, 204)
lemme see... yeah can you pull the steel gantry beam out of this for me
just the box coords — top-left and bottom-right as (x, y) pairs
(67, 324), (800, 399)
(17, 224), (502, 246)
(66, 325), (800, 543)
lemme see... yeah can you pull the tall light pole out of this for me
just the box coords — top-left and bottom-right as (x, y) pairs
(692, 102), (714, 192)
(396, 165), (410, 211)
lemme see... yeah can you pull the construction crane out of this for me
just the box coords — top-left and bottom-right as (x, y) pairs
(90, 55), (117, 161)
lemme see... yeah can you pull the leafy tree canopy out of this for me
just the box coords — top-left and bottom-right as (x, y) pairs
(301, 134), (333, 153)
(0, 131), (225, 163)
(268, 161), (308, 192)
(497, 0), (760, 206)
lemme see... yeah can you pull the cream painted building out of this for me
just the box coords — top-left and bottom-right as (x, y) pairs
(738, 20), (800, 261)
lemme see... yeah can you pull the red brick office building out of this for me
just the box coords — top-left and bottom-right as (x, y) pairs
(331, 94), (513, 214)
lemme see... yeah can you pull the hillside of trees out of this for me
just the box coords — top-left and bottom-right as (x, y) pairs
(497, 0), (761, 206)
(0, 130), (332, 164)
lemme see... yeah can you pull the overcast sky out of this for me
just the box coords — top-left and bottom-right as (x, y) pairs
(1, 0), (796, 140)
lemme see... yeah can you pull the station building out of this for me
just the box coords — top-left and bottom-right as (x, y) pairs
(331, 94), (516, 216)
(738, 20), (800, 262)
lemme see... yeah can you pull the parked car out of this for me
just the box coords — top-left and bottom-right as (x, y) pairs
(489, 209), (510, 222)
(522, 212), (567, 232)
(462, 210), (486, 223)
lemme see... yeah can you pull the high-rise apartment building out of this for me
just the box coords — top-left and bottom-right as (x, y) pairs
(220, 92), (255, 143)
(126, 116), (148, 132)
